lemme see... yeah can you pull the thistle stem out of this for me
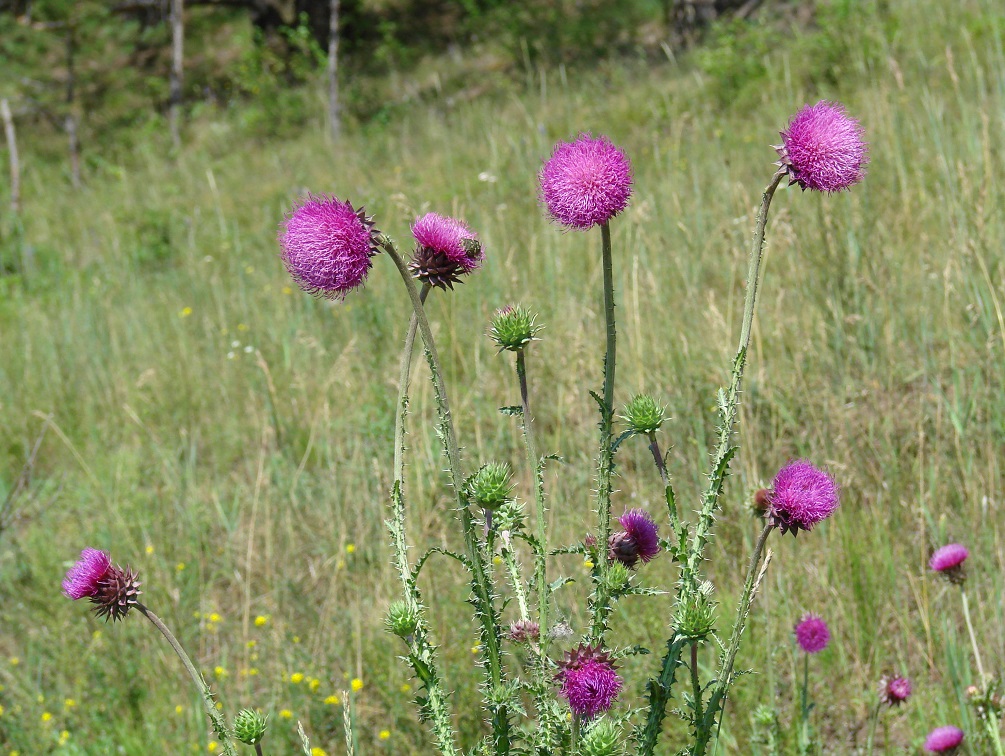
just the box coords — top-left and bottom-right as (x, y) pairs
(384, 242), (508, 752)
(681, 171), (783, 597)
(516, 348), (549, 639)
(864, 700), (882, 755)
(255, 744), (264, 756)
(799, 653), (811, 755)
(388, 282), (459, 756)
(647, 433), (668, 488)
(694, 522), (774, 754)
(136, 604), (238, 756)
(690, 641), (703, 724)
(589, 220), (617, 643)
(960, 589), (986, 683)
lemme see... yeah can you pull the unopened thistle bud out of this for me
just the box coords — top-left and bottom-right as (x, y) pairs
(621, 394), (667, 435)
(385, 600), (419, 638)
(490, 305), (541, 352)
(233, 709), (268, 745)
(465, 462), (515, 511)
(508, 620), (541, 643)
(602, 562), (631, 596)
(675, 581), (716, 639)
(580, 717), (622, 756)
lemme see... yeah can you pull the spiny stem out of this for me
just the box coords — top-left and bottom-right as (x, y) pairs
(681, 170), (783, 596)
(388, 282), (459, 756)
(384, 241), (508, 751)
(694, 522), (774, 754)
(589, 220), (617, 643)
(648, 433), (668, 488)
(136, 604), (238, 756)
(516, 348), (549, 639)
(690, 641), (703, 725)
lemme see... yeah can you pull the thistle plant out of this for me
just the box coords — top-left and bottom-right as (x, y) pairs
(59, 100), (871, 754)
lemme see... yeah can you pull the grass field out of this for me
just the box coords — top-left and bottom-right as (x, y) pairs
(1, 0), (1004, 752)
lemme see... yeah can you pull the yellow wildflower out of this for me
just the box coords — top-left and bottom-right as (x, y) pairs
(400, 683), (411, 694)
(290, 673), (305, 684)
(63, 699), (76, 710)
(279, 709), (293, 719)
(41, 712), (52, 722)
(207, 742), (218, 752)
(214, 666), (227, 679)
(254, 615), (269, 627)
(351, 678), (363, 692)
(379, 730), (391, 740)
(324, 695), (340, 705)
(308, 677), (320, 692)
(180, 307), (193, 318)
(345, 544), (356, 554)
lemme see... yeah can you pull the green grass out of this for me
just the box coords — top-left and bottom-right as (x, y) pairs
(1, 0), (1004, 752)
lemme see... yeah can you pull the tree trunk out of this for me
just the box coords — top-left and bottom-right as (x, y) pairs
(1, 99), (20, 215)
(169, 0), (184, 148)
(327, 0), (341, 142)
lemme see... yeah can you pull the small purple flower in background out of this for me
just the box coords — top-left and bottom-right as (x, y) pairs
(508, 619), (540, 643)
(923, 725), (965, 753)
(539, 134), (633, 230)
(766, 459), (840, 536)
(608, 508), (660, 568)
(879, 675), (912, 706)
(776, 101), (868, 193)
(63, 548), (142, 622)
(279, 195), (380, 299)
(407, 212), (482, 289)
(794, 614), (830, 654)
(556, 644), (623, 719)
(930, 543), (968, 584)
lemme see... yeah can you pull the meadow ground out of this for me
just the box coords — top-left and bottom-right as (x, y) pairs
(1, 0), (1003, 753)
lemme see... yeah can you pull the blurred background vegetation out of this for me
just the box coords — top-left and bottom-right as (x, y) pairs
(1, 0), (1003, 753)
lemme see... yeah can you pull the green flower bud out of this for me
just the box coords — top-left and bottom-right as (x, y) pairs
(385, 600), (419, 638)
(603, 562), (631, 596)
(580, 717), (623, 756)
(494, 499), (526, 533)
(675, 581), (716, 639)
(466, 462), (514, 511)
(621, 394), (667, 435)
(490, 305), (541, 352)
(233, 709), (268, 745)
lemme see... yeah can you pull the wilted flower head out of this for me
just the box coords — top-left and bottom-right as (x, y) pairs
(408, 212), (482, 289)
(608, 508), (660, 568)
(923, 725), (965, 753)
(62, 548), (141, 622)
(880, 675), (912, 707)
(794, 614), (829, 654)
(508, 620), (541, 643)
(540, 134), (633, 230)
(776, 101), (868, 193)
(279, 195), (380, 299)
(929, 543), (968, 584)
(556, 644), (623, 719)
(766, 460), (840, 535)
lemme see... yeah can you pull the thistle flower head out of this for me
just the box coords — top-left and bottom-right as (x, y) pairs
(62, 548), (141, 622)
(508, 619), (541, 643)
(233, 709), (268, 745)
(923, 725), (965, 753)
(794, 614), (830, 654)
(880, 675), (912, 707)
(776, 101), (868, 193)
(465, 462), (515, 511)
(556, 644), (623, 719)
(580, 717), (622, 756)
(490, 305), (541, 352)
(408, 212), (482, 289)
(930, 543), (968, 584)
(279, 195), (380, 299)
(539, 134), (633, 230)
(608, 508), (660, 568)
(766, 459), (840, 536)
(621, 394), (667, 435)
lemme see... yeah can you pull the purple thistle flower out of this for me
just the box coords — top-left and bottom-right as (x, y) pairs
(924, 725), (965, 753)
(776, 101), (868, 193)
(929, 543), (969, 584)
(62, 547), (111, 599)
(766, 459), (840, 536)
(608, 508), (661, 569)
(408, 212), (482, 289)
(63, 548), (142, 622)
(880, 675), (912, 706)
(539, 134), (633, 230)
(794, 614), (830, 654)
(556, 644), (622, 719)
(508, 620), (541, 643)
(279, 195), (380, 300)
